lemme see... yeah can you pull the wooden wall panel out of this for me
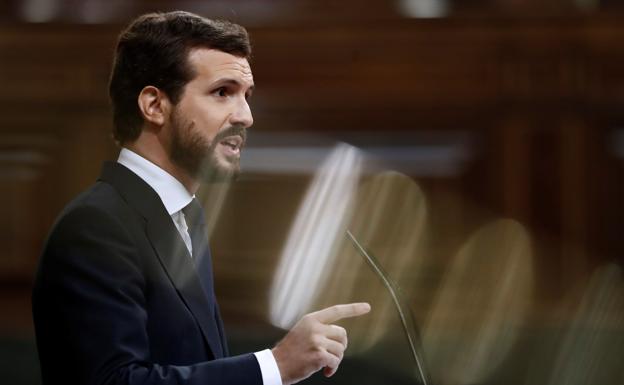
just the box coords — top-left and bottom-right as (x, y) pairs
(0, 16), (623, 356)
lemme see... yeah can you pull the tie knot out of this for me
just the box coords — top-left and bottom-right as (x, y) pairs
(182, 198), (205, 228)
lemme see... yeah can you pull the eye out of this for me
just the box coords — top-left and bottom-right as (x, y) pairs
(213, 87), (228, 97)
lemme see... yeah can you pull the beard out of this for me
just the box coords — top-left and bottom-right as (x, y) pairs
(169, 109), (246, 183)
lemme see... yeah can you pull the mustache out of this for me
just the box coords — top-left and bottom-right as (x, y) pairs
(213, 125), (248, 145)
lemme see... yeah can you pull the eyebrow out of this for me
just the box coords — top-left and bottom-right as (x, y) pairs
(212, 78), (255, 94)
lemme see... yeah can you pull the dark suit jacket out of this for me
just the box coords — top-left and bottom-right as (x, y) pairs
(32, 162), (263, 385)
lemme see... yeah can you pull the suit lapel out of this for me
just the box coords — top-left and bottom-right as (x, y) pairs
(98, 162), (223, 358)
(145, 216), (223, 358)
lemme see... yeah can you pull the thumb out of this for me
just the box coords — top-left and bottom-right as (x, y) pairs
(323, 365), (338, 378)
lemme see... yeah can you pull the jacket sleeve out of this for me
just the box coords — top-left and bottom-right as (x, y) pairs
(32, 204), (263, 385)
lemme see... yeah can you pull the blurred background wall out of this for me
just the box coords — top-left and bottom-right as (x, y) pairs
(1, 1), (623, 384)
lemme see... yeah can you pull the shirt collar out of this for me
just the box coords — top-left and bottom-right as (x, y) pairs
(117, 148), (193, 215)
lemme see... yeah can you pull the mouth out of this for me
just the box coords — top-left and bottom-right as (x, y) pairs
(218, 135), (244, 156)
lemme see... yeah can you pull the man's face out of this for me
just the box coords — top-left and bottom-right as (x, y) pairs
(168, 48), (254, 182)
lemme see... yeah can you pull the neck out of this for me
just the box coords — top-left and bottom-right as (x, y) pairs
(124, 135), (199, 194)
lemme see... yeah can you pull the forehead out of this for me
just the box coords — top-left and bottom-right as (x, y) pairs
(187, 47), (253, 85)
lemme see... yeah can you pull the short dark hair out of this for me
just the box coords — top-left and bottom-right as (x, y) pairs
(108, 11), (251, 145)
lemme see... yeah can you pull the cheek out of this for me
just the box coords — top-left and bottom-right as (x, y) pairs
(192, 105), (225, 134)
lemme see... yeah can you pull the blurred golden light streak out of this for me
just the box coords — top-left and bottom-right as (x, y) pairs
(197, 181), (231, 239)
(312, 171), (428, 367)
(544, 264), (624, 385)
(269, 143), (363, 329)
(423, 219), (534, 385)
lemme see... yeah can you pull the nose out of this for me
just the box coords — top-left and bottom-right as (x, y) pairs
(230, 97), (253, 128)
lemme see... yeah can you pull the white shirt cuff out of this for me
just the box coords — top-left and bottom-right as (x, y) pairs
(254, 349), (283, 385)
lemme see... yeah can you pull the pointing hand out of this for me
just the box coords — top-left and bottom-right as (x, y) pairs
(271, 302), (371, 385)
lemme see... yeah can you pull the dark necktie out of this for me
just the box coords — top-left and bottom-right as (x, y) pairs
(182, 198), (207, 259)
(182, 198), (225, 357)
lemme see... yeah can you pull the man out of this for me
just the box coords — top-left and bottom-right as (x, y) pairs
(32, 11), (370, 385)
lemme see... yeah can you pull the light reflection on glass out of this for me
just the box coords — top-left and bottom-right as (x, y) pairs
(544, 264), (624, 385)
(317, 171), (428, 352)
(423, 219), (533, 385)
(197, 181), (231, 240)
(269, 143), (363, 328)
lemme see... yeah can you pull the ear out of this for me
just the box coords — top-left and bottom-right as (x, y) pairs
(137, 86), (170, 127)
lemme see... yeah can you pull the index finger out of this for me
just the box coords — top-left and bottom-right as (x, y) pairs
(312, 303), (371, 324)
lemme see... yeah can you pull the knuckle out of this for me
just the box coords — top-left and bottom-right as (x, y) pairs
(310, 334), (322, 347)
(312, 350), (326, 366)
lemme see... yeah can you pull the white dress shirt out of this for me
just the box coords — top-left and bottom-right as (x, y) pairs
(117, 148), (282, 385)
